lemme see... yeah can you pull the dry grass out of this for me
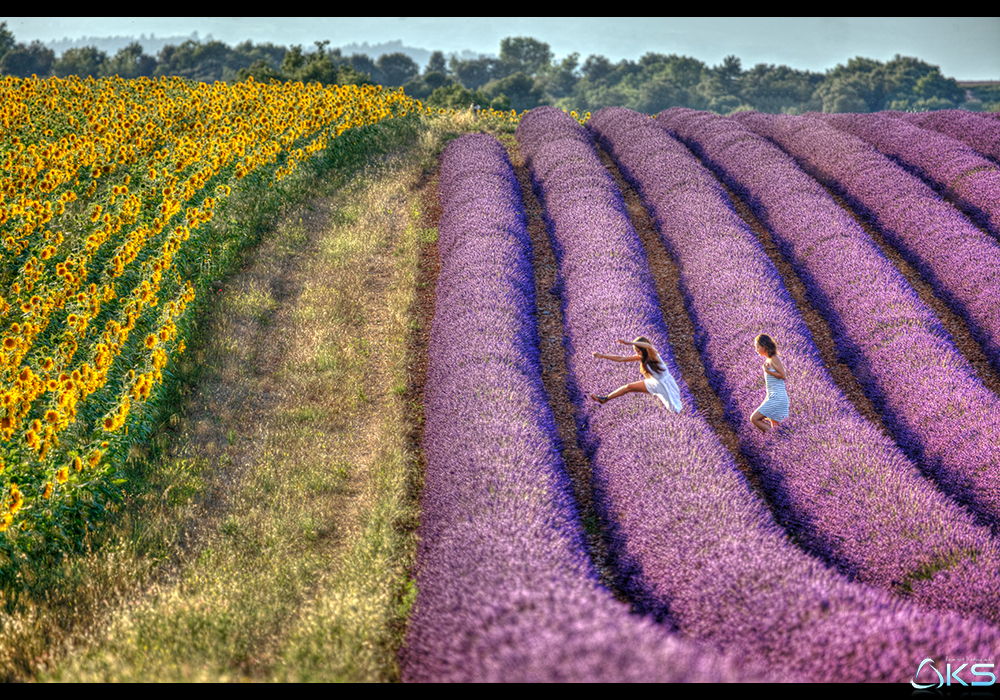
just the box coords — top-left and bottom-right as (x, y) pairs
(0, 118), (452, 682)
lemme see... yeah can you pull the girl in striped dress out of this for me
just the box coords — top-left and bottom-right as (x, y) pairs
(751, 334), (788, 433)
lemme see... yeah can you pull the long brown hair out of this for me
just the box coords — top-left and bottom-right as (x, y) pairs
(635, 336), (665, 379)
(755, 333), (778, 357)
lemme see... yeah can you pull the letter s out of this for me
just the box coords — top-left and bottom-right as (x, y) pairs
(971, 663), (996, 687)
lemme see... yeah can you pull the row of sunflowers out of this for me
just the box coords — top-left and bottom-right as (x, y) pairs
(0, 73), (425, 554)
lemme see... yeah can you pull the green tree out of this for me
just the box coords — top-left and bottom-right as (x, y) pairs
(402, 70), (453, 101)
(556, 56), (642, 113)
(233, 39), (285, 71)
(483, 72), (546, 112)
(640, 53), (705, 89)
(423, 71), (450, 91)
(813, 75), (870, 113)
(634, 77), (689, 114)
(297, 41), (340, 84)
(0, 21), (16, 64)
(348, 54), (382, 85)
(335, 63), (373, 87)
(280, 44), (306, 75)
(816, 54), (963, 112)
(238, 59), (285, 83)
(0, 40), (55, 78)
(694, 55), (742, 110)
(715, 54), (743, 86)
(100, 42), (155, 79)
(739, 63), (822, 113)
(448, 55), (498, 90)
(377, 52), (419, 87)
(581, 54), (613, 83)
(426, 50), (447, 75)
(275, 41), (369, 86)
(297, 56), (339, 84)
(54, 46), (107, 78)
(539, 52), (579, 99)
(913, 67), (964, 103)
(498, 36), (553, 78)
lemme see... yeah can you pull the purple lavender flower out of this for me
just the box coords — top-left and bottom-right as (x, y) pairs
(900, 109), (1000, 164)
(820, 111), (1000, 238)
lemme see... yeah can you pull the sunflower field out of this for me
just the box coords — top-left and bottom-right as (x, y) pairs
(0, 73), (425, 564)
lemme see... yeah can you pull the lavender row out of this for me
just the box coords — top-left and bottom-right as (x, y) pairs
(516, 106), (1000, 680)
(899, 109), (1000, 164)
(658, 106), (1000, 540)
(400, 132), (754, 683)
(732, 110), (1000, 376)
(819, 111), (1000, 238)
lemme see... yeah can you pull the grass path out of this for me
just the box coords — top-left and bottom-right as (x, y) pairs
(0, 115), (479, 682)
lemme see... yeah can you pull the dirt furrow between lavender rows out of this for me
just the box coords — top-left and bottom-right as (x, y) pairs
(815, 180), (1000, 400)
(503, 136), (624, 599)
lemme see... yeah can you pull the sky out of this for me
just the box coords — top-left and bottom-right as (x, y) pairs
(4, 17), (999, 81)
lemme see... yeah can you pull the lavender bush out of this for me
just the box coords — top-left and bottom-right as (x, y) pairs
(820, 111), (1000, 239)
(732, 110), (1000, 376)
(900, 109), (1000, 164)
(515, 106), (1000, 680)
(400, 131), (757, 683)
(657, 107), (1000, 540)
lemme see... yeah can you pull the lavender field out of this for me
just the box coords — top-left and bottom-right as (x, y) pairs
(402, 109), (1000, 683)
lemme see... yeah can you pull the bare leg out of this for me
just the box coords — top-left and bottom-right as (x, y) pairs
(592, 380), (649, 404)
(751, 410), (772, 433)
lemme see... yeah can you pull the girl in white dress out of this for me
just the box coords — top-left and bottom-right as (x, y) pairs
(590, 337), (683, 413)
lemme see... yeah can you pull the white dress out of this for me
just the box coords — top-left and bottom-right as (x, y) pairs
(644, 363), (683, 413)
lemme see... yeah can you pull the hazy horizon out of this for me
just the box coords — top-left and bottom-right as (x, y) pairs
(3, 17), (999, 81)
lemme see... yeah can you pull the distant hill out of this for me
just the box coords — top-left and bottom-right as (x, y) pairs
(45, 32), (205, 58)
(338, 39), (487, 66)
(42, 33), (489, 66)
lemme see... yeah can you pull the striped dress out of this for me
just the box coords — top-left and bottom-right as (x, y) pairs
(757, 356), (789, 421)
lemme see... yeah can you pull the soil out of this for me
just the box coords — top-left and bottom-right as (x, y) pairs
(402, 163), (441, 522)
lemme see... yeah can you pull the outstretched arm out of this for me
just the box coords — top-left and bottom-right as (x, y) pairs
(593, 351), (642, 362)
(618, 338), (663, 364)
(618, 338), (654, 351)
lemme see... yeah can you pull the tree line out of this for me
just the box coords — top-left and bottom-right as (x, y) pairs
(1, 23), (997, 114)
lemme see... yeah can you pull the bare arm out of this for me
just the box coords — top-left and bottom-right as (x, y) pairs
(764, 355), (786, 380)
(618, 338), (663, 365)
(618, 338), (654, 351)
(593, 351), (642, 362)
